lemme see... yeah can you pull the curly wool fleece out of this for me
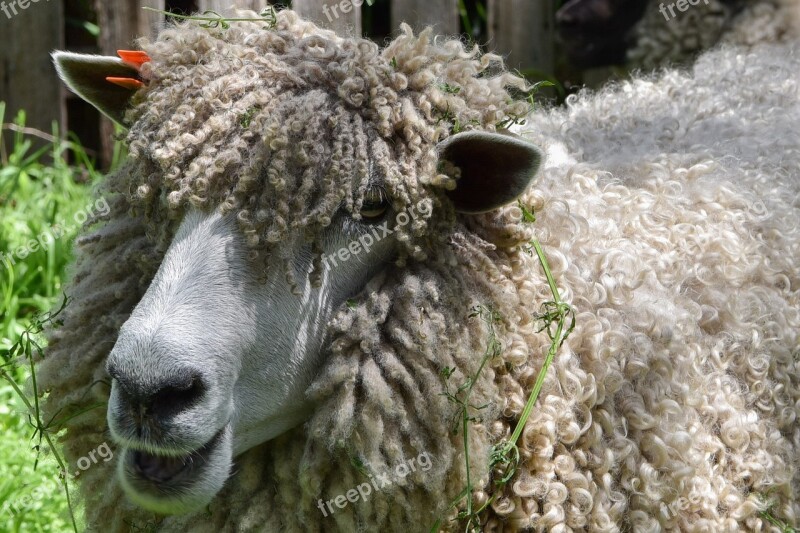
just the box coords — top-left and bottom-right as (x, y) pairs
(39, 10), (799, 533)
(628, 0), (800, 68)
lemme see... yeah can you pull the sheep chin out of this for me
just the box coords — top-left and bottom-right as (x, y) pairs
(116, 424), (233, 514)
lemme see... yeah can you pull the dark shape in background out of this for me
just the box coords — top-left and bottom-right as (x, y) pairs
(555, 0), (649, 66)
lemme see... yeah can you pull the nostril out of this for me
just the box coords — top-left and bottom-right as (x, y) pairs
(150, 373), (206, 419)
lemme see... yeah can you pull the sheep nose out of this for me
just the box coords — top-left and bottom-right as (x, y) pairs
(108, 363), (206, 421)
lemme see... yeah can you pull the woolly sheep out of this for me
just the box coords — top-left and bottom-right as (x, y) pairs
(629, 0), (800, 67)
(42, 9), (799, 532)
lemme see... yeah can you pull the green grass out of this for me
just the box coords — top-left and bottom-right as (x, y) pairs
(0, 102), (107, 532)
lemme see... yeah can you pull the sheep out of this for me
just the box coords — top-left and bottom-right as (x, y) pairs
(628, 0), (800, 67)
(556, 0), (800, 68)
(41, 8), (799, 532)
(556, 0), (650, 66)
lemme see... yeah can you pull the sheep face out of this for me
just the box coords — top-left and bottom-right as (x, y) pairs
(52, 44), (542, 515)
(105, 203), (399, 514)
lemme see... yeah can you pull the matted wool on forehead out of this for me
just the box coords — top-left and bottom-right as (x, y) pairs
(121, 8), (532, 269)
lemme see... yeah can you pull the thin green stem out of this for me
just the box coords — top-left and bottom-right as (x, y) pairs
(461, 412), (472, 528)
(141, 7), (277, 29)
(439, 233), (574, 529)
(0, 365), (78, 532)
(532, 240), (561, 305)
(141, 7), (267, 22)
(507, 239), (565, 446)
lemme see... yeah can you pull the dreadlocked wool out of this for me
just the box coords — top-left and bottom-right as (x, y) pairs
(38, 9), (798, 532)
(628, 0), (800, 68)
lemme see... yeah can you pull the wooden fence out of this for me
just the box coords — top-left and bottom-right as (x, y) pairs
(0, 0), (555, 166)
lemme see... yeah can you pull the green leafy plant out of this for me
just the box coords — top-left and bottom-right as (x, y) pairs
(435, 304), (502, 532)
(0, 298), (79, 532)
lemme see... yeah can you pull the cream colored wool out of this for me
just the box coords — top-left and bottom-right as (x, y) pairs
(38, 9), (799, 533)
(628, 0), (800, 68)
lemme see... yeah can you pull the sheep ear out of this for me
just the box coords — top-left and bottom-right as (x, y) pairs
(53, 52), (142, 126)
(439, 130), (542, 214)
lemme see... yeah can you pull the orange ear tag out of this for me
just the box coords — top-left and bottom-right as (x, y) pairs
(105, 77), (145, 90)
(117, 50), (151, 69)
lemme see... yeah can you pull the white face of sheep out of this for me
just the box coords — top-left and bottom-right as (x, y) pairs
(54, 51), (542, 514)
(106, 206), (400, 513)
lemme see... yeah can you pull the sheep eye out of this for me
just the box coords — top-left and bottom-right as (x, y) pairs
(360, 187), (388, 220)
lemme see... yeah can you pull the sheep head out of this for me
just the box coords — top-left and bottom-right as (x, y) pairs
(53, 21), (542, 515)
(556, 0), (648, 66)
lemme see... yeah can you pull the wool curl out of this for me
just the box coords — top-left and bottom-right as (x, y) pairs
(37, 10), (799, 533)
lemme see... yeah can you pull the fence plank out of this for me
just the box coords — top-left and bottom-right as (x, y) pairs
(391, 0), (458, 35)
(95, 0), (163, 54)
(140, 0), (166, 38)
(94, 0), (164, 167)
(488, 0), (554, 75)
(0, 0), (64, 141)
(293, 0), (361, 37)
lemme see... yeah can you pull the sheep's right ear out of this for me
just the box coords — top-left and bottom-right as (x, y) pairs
(439, 130), (543, 214)
(53, 52), (143, 126)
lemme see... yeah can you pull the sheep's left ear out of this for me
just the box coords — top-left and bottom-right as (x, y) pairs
(439, 130), (542, 214)
(53, 52), (144, 126)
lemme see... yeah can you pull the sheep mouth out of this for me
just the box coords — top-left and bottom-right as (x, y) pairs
(118, 424), (233, 514)
(128, 428), (225, 485)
